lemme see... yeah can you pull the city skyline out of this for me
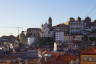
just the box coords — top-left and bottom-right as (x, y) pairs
(0, 0), (96, 36)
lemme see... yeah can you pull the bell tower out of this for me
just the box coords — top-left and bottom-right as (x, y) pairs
(48, 17), (52, 27)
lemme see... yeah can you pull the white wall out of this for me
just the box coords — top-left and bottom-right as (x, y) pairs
(55, 32), (64, 43)
(28, 37), (35, 46)
(54, 42), (57, 52)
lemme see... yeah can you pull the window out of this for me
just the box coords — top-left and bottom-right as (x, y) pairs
(83, 56), (96, 62)
(83, 56), (89, 61)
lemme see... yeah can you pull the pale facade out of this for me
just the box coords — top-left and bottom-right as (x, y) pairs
(41, 17), (54, 38)
(69, 17), (91, 35)
(55, 32), (64, 43)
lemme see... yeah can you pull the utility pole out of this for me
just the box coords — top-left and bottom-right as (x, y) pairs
(17, 27), (23, 39)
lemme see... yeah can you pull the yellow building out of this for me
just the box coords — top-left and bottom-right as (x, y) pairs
(80, 46), (96, 64)
(64, 35), (74, 42)
(74, 35), (83, 41)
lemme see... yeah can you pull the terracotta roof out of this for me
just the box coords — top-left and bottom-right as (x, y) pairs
(81, 46), (96, 55)
(3, 55), (18, 60)
(92, 21), (96, 25)
(63, 54), (78, 62)
(51, 52), (60, 59)
(37, 51), (79, 64)
(27, 28), (41, 32)
(54, 23), (68, 27)
(46, 52), (78, 63)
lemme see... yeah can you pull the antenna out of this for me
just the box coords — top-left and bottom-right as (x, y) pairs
(16, 27), (23, 39)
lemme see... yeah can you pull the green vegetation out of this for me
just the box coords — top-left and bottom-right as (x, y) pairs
(89, 37), (96, 41)
(38, 37), (54, 47)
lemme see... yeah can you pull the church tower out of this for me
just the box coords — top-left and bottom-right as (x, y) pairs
(48, 17), (52, 27)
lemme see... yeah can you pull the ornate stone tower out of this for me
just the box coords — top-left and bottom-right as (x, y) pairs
(48, 17), (52, 27)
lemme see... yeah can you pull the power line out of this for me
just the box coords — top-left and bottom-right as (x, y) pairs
(85, 4), (96, 17)
(0, 26), (24, 36)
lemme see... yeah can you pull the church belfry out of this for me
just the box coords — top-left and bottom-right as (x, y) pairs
(48, 17), (52, 27)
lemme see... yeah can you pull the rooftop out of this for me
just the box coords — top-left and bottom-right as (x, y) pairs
(81, 46), (96, 55)
(53, 23), (68, 28)
(41, 51), (78, 63)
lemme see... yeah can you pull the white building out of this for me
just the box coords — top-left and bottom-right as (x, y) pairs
(69, 17), (91, 35)
(54, 42), (57, 51)
(53, 23), (69, 43)
(69, 17), (83, 34)
(41, 17), (54, 38)
(55, 32), (64, 43)
(27, 37), (36, 45)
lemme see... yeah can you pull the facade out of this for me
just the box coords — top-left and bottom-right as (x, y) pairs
(41, 17), (54, 38)
(26, 28), (41, 45)
(80, 46), (96, 64)
(19, 31), (27, 45)
(55, 34), (82, 43)
(55, 32), (64, 43)
(91, 20), (96, 30)
(53, 23), (69, 34)
(87, 32), (96, 43)
(68, 40), (82, 50)
(69, 17), (83, 35)
(73, 35), (83, 41)
(69, 17), (91, 35)
(53, 23), (69, 43)
(26, 28), (41, 37)
(53, 24), (69, 51)
(54, 42), (57, 51)
(63, 35), (74, 43)
(63, 35), (83, 52)
(27, 37), (36, 45)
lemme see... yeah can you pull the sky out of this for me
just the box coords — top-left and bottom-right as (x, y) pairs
(0, 0), (96, 36)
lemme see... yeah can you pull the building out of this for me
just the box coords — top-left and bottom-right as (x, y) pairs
(40, 17), (54, 38)
(88, 32), (96, 43)
(53, 23), (69, 43)
(0, 35), (19, 53)
(69, 17), (83, 35)
(39, 51), (79, 64)
(91, 20), (96, 30)
(63, 35), (74, 43)
(53, 23), (69, 34)
(26, 28), (41, 37)
(26, 28), (41, 46)
(73, 35), (83, 41)
(19, 31), (27, 46)
(53, 42), (63, 51)
(55, 34), (82, 44)
(69, 17), (91, 35)
(0, 49), (39, 64)
(80, 46), (96, 64)
(55, 32), (64, 43)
